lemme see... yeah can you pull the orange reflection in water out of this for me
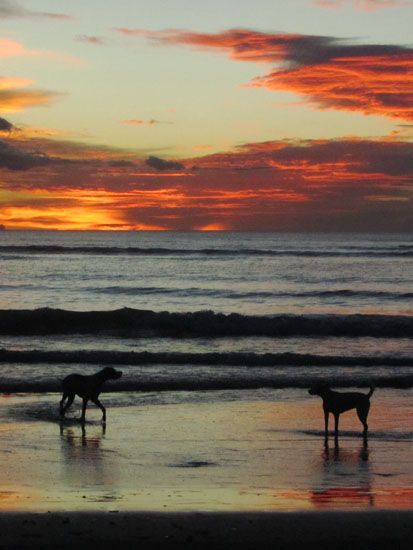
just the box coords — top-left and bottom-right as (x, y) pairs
(311, 487), (374, 508)
(0, 488), (43, 511)
(311, 487), (413, 509)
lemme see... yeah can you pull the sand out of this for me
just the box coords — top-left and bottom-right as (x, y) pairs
(1, 389), (412, 511)
(0, 388), (412, 547)
(0, 510), (411, 549)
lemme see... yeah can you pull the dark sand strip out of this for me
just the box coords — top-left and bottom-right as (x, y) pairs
(0, 511), (412, 549)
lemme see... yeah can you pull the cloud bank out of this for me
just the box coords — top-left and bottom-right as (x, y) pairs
(0, 116), (411, 231)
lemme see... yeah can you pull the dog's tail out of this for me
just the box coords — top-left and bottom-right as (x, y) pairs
(367, 386), (375, 398)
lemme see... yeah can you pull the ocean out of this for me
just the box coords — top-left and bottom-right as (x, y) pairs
(0, 231), (412, 512)
(0, 231), (412, 393)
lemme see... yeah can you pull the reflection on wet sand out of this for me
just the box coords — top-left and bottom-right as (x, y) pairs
(0, 391), (411, 512)
(59, 423), (117, 488)
(311, 438), (374, 508)
(60, 423), (106, 449)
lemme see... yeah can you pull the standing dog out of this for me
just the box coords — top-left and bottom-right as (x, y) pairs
(309, 385), (374, 438)
(60, 367), (122, 423)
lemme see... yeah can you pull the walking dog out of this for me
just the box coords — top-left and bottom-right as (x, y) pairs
(60, 367), (122, 423)
(309, 385), (374, 438)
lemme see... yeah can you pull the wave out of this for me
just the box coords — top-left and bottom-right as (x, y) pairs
(2, 284), (411, 301)
(0, 308), (412, 337)
(1, 374), (411, 394)
(0, 245), (412, 257)
(0, 349), (412, 367)
(92, 286), (413, 300)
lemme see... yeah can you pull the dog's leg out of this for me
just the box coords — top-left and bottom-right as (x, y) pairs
(334, 413), (339, 438)
(92, 398), (106, 423)
(357, 401), (370, 435)
(324, 409), (329, 438)
(61, 393), (75, 418)
(59, 392), (68, 417)
(81, 398), (88, 423)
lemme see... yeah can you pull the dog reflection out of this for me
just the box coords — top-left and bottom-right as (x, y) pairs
(59, 424), (117, 489)
(60, 424), (105, 450)
(312, 438), (373, 508)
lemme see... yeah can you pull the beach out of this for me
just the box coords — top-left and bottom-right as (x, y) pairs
(1, 389), (412, 511)
(0, 389), (412, 547)
(0, 231), (412, 546)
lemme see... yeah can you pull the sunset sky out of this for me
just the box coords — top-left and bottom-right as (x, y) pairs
(0, 0), (412, 231)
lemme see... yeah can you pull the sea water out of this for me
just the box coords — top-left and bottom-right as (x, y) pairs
(0, 231), (412, 392)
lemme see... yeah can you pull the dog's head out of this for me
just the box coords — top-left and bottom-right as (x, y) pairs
(308, 384), (330, 397)
(101, 367), (123, 380)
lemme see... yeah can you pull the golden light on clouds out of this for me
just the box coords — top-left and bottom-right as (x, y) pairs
(0, 76), (61, 113)
(0, 132), (411, 231)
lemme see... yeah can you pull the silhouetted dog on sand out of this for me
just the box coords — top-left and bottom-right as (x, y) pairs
(60, 367), (122, 423)
(309, 385), (374, 438)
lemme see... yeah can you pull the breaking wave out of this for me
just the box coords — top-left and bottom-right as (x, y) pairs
(92, 286), (413, 300)
(0, 308), (411, 337)
(0, 245), (412, 257)
(0, 349), (411, 367)
(1, 373), (411, 393)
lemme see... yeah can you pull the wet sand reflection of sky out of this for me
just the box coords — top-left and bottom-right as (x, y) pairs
(0, 391), (411, 511)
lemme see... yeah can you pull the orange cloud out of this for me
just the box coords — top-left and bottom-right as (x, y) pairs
(0, 37), (82, 64)
(122, 119), (162, 126)
(0, 76), (61, 112)
(194, 222), (229, 231)
(0, 76), (32, 89)
(314, 0), (411, 10)
(0, 88), (61, 113)
(1, 119), (412, 231)
(117, 28), (413, 121)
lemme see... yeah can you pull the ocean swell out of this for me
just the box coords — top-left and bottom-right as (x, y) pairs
(91, 286), (413, 300)
(0, 245), (411, 257)
(0, 308), (411, 337)
(1, 375), (411, 393)
(0, 349), (411, 367)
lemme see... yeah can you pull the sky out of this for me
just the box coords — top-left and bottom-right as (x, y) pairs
(0, 0), (412, 231)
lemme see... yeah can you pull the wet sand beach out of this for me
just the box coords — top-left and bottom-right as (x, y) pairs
(0, 387), (412, 547)
(0, 388), (411, 512)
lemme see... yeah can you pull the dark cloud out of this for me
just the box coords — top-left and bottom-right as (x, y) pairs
(108, 160), (136, 168)
(145, 156), (184, 171)
(75, 35), (107, 46)
(0, 0), (74, 20)
(0, 139), (68, 170)
(0, 117), (14, 132)
(199, 138), (413, 179)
